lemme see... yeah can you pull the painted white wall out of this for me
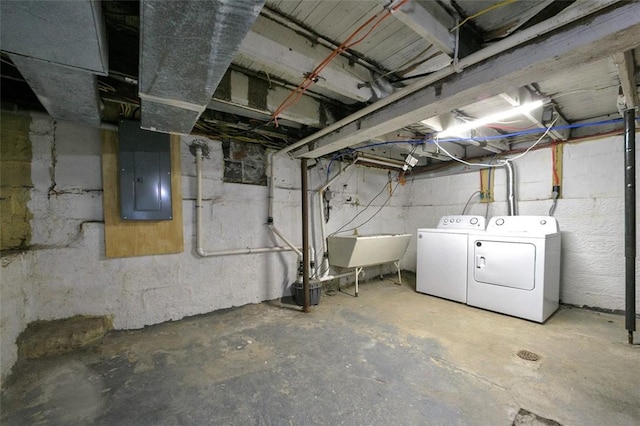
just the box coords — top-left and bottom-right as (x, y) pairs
(403, 133), (640, 313)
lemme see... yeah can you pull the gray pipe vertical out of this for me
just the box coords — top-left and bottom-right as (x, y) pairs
(624, 109), (636, 344)
(504, 160), (518, 216)
(301, 158), (310, 313)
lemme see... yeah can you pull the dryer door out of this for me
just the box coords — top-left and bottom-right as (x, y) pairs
(473, 240), (535, 290)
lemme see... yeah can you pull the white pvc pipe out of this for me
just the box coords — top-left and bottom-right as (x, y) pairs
(195, 147), (300, 258)
(315, 159), (358, 278)
(277, 0), (618, 157)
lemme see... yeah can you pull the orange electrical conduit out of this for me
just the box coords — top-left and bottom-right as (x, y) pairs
(271, 0), (410, 126)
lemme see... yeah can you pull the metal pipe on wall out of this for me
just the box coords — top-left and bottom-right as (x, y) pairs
(504, 160), (518, 216)
(301, 158), (310, 312)
(623, 108), (636, 344)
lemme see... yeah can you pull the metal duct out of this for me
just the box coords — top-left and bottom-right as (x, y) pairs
(9, 55), (102, 127)
(1, 0), (108, 126)
(0, 0), (108, 74)
(504, 160), (518, 216)
(139, 0), (265, 135)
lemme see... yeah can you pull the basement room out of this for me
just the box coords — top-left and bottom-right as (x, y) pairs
(1, 1), (639, 424)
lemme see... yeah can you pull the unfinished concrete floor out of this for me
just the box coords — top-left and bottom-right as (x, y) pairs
(2, 273), (639, 425)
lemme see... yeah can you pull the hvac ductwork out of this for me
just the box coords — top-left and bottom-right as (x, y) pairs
(1, 0), (108, 126)
(138, 0), (265, 134)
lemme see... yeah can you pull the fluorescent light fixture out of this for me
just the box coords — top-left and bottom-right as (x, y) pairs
(435, 100), (545, 138)
(356, 153), (405, 169)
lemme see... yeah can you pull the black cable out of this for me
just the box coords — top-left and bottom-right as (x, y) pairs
(329, 178), (390, 237)
(337, 181), (401, 235)
(461, 190), (481, 215)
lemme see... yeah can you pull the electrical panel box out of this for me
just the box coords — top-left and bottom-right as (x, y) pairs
(118, 120), (172, 221)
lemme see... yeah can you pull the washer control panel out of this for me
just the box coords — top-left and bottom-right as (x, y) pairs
(487, 216), (559, 234)
(436, 215), (486, 230)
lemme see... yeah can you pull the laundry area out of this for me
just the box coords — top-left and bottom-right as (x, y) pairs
(1, 1), (640, 425)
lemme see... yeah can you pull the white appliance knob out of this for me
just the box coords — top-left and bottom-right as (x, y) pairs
(470, 218), (478, 225)
(456, 218), (461, 223)
(496, 218), (505, 226)
(540, 219), (547, 225)
(443, 219), (448, 223)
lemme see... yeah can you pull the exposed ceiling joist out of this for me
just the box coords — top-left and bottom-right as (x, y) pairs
(390, 0), (455, 56)
(297, 3), (640, 159)
(238, 31), (373, 103)
(498, 89), (569, 141)
(208, 69), (327, 128)
(485, 0), (555, 40)
(613, 50), (639, 109)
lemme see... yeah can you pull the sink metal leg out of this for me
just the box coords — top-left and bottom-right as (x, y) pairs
(355, 267), (363, 297)
(394, 261), (402, 284)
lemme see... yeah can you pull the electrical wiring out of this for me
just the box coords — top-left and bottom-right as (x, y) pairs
(333, 181), (401, 237)
(433, 115), (558, 167)
(450, 0), (518, 33)
(324, 114), (639, 181)
(326, 139), (423, 178)
(271, 0), (410, 126)
(433, 116), (638, 145)
(461, 190), (481, 215)
(551, 141), (560, 186)
(329, 178), (391, 237)
(506, 116), (558, 162)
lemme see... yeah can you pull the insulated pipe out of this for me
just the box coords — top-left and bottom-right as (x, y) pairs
(623, 108), (636, 344)
(504, 160), (518, 216)
(277, 0), (618, 157)
(195, 147), (299, 258)
(301, 158), (310, 312)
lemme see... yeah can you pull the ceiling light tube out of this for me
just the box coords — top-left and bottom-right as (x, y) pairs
(356, 153), (405, 169)
(436, 99), (546, 138)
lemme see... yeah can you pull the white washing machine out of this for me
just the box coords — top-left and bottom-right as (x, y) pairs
(467, 216), (561, 323)
(417, 215), (486, 303)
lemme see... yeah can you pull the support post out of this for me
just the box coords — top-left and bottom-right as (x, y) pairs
(624, 108), (636, 344)
(301, 158), (310, 313)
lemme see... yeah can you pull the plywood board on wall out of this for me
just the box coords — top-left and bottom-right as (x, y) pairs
(101, 130), (184, 258)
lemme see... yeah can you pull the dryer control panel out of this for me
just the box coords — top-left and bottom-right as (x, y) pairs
(437, 215), (486, 230)
(487, 216), (559, 234)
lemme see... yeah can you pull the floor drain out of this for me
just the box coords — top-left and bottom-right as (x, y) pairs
(517, 349), (540, 361)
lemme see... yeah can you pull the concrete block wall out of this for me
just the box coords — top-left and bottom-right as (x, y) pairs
(403, 134), (640, 313)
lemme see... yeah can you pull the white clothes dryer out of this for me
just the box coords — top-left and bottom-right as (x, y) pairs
(417, 215), (486, 303)
(467, 216), (561, 323)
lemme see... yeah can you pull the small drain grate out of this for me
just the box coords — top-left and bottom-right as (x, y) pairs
(517, 349), (540, 361)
